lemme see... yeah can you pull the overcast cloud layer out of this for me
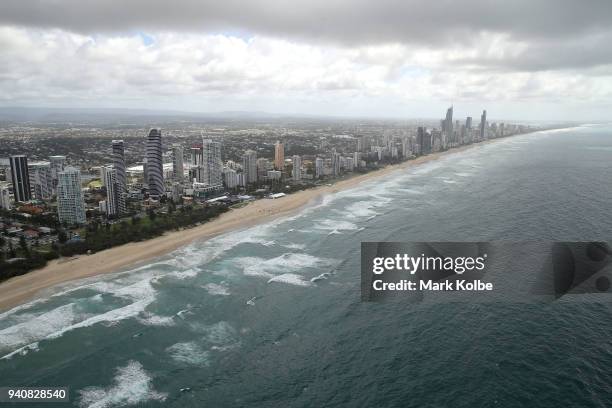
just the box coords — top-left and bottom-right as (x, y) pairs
(1, 0), (612, 120)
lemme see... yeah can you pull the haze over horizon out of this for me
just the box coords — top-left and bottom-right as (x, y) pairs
(1, 0), (612, 121)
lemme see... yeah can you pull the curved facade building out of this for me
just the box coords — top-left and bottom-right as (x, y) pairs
(145, 129), (164, 197)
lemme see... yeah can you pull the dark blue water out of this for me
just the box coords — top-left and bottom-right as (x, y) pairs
(1, 125), (611, 407)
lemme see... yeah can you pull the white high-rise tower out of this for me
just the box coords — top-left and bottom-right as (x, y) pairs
(57, 167), (86, 225)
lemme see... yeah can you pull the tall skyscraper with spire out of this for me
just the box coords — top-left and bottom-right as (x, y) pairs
(444, 106), (453, 134)
(274, 141), (284, 170)
(111, 140), (127, 192)
(480, 110), (487, 141)
(145, 129), (164, 197)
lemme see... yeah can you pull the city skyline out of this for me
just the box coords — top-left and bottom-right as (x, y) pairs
(1, 1), (612, 121)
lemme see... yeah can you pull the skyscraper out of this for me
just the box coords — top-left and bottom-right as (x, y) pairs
(466, 116), (473, 130)
(331, 151), (341, 177)
(9, 155), (31, 202)
(29, 161), (52, 200)
(480, 110), (487, 141)
(0, 184), (11, 210)
(57, 167), (86, 225)
(111, 140), (127, 192)
(274, 141), (284, 170)
(49, 155), (66, 192)
(172, 144), (184, 182)
(101, 165), (125, 217)
(315, 157), (324, 178)
(292, 155), (302, 181)
(444, 106), (453, 135)
(256, 158), (272, 182)
(145, 129), (164, 197)
(242, 150), (258, 184)
(202, 139), (222, 186)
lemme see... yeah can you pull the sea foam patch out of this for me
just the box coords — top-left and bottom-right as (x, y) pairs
(268, 273), (312, 287)
(78, 360), (167, 408)
(166, 341), (210, 365)
(0, 303), (76, 354)
(233, 253), (336, 280)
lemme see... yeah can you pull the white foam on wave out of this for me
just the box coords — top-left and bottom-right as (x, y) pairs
(233, 253), (336, 279)
(166, 341), (210, 365)
(443, 179), (458, 184)
(311, 272), (332, 282)
(169, 268), (199, 280)
(282, 242), (306, 250)
(268, 273), (312, 287)
(203, 283), (230, 296)
(136, 312), (175, 327)
(341, 201), (380, 219)
(0, 303), (76, 355)
(187, 321), (239, 350)
(1, 277), (165, 357)
(78, 360), (167, 408)
(313, 219), (359, 233)
(1, 342), (39, 360)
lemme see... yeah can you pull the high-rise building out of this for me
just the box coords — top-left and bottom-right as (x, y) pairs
(315, 157), (325, 178)
(29, 161), (52, 200)
(242, 150), (258, 184)
(111, 140), (127, 192)
(292, 155), (302, 181)
(202, 139), (222, 186)
(256, 158), (272, 182)
(416, 127), (432, 155)
(171, 182), (183, 202)
(49, 155), (66, 192)
(190, 145), (202, 166)
(353, 151), (362, 168)
(331, 151), (341, 177)
(57, 167), (86, 225)
(101, 165), (125, 217)
(0, 184), (11, 210)
(9, 155), (31, 203)
(480, 110), (487, 141)
(466, 116), (472, 130)
(142, 158), (149, 189)
(172, 144), (184, 182)
(145, 129), (164, 197)
(222, 167), (239, 189)
(444, 106), (453, 135)
(274, 141), (285, 170)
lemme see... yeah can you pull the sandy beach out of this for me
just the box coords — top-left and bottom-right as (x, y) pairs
(0, 142), (486, 312)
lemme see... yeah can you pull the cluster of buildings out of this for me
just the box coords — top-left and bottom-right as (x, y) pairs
(0, 108), (532, 231)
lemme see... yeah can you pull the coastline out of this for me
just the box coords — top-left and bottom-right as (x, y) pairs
(0, 137), (511, 312)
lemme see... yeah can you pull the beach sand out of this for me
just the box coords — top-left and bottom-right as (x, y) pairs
(0, 142), (485, 312)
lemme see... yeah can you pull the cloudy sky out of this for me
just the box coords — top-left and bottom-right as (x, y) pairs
(1, 0), (612, 120)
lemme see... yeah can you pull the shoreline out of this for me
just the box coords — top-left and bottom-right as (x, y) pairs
(0, 134), (535, 312)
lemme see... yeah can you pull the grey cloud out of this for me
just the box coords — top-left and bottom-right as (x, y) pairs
(1, 0), (612, 45)
(2, 0), (612, 73)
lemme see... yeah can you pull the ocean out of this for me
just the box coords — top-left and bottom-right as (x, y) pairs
(1, 124), (612, 407)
